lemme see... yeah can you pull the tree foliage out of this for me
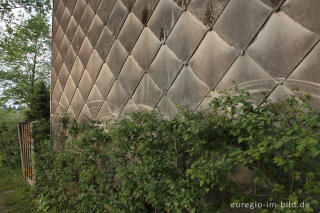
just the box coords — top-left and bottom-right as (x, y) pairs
(0, 0), (50, 20)
(0, 13), (50, 106)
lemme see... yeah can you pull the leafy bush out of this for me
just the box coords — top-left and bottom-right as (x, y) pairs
(34, 89), (320, 212)
(0, 123), (20, 169)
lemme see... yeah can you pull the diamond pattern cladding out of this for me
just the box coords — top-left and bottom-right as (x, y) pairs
(52, 0), (320, 124)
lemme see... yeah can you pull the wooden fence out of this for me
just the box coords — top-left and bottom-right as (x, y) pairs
(18, 121), (34, 186)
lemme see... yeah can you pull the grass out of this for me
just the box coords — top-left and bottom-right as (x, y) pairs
(0, 166), (36, 213)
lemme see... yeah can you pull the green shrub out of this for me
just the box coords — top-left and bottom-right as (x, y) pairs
(0, 124), (20, 169)
(34, 88), (320, 212)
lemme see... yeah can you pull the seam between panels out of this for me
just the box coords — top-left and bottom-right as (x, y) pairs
(66, 0), (119, 120)
(194, 3), (277, 112)
(155, 0), (232, 113)
(81, 0), (135, 120)
(95, 0), (163, 120)
(117, 0), (189, 119)
(259, 39), (320, 105)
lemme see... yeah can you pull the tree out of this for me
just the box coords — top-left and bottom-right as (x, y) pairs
(25, 80), (50, 121)
(0, 0), (50, 20)
(0, 13), (51, 107)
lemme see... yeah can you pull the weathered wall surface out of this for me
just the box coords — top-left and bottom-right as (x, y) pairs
(51, 0), (320, 128)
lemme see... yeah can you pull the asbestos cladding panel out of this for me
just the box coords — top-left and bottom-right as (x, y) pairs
(107, 1), (129, 36)
(95, 64), (115, 99)
(87, 15), (104, 47)
(147, 0), (182, 40)
(216, 55), (277, 104)
(132, 0), (159, 25)
(148, 45), (183, 90)
(282, 0), (320, 36)
(133, 74), (162, 109)
(118, 56), (144, 96)
(97, 0), (116, 24)
(78, 70), (94, 101)
(284, 43), (320, 111)
(106, 40), (128, 77)
(166, 11), (207, 61)
(118, 13), (144, 53)
(189, 31), (238, 88)
(86, 50), (104, 82)
(96, 27), (115, 59)
(156, 95), (178, 119)
(247, 12), (319, 80)
(64, 76), (77, 104)
(106, 80), (130, 115)
(132, 28), (161, 70)
(188, 0), (229, 27)
(167, 66), (209, 109)
(213, 0), (272, 51)
(70, 57), (84, 86)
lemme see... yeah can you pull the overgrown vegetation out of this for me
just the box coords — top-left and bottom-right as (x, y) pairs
(33, 89), (320, 212)
(0, 166), (36, 213)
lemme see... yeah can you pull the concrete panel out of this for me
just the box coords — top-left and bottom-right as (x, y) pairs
(96, 26), (115, 59)
(87, 15), (104, 47)
(53, 52), (63, 77)
(213, 0), (272, 51)
(86, 50), (103, 82)
(167, 66), (209, 109)
(70, 57), (84, 86)
(52, 80), (63, 103)
(70, 89), (85, 118)
(121, 99), (139, 117)
(148, 0), (182, 40)
(87, 85), (104, 117)
(58, 64), (69, 89)
(107, 1), (129, 36)
(284, 43), (320, 111)
(118, 56), (144, 96)
(78, 70), (94, 100)
(87, 0), (103, 13)
(133, 74), (162, 108)
(188, 0), (229, 27)
(247, 12), (319, 80)
(97, 0), (116, 24)
(166, 11), (207, 61)
(78, 37), (94, 67)
(216, 55), (277, 104)
(268, 85), (293, 103)
(132, 0), (159, 25)
(106, 80), (130, 115)
(120, 0), (136, 11)
(60, 7), (71, 33)
(106, 39), (128, 77)
(118, 13), (144, 52)
(55, 0), (65, 23)
(79, 5), (95, 34)
(71, 26), (85, 53)
(190, 31), (238, 88)
(132, 28), (161, 70)
(149, 45), (183, 89)
(79, 104), (92, 122)
(156, 95), (178, 119)
(64, 46), (76, 71)
(59, 35), (70, 59)
(64, 75), (77, 104)
(72, 0), (86, 24)
(95, 64), (115, 99)
(54, 26), (64, 49)
(282, 0), (320, 35)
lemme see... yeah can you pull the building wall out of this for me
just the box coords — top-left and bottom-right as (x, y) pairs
(51, 0), (320, 129)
